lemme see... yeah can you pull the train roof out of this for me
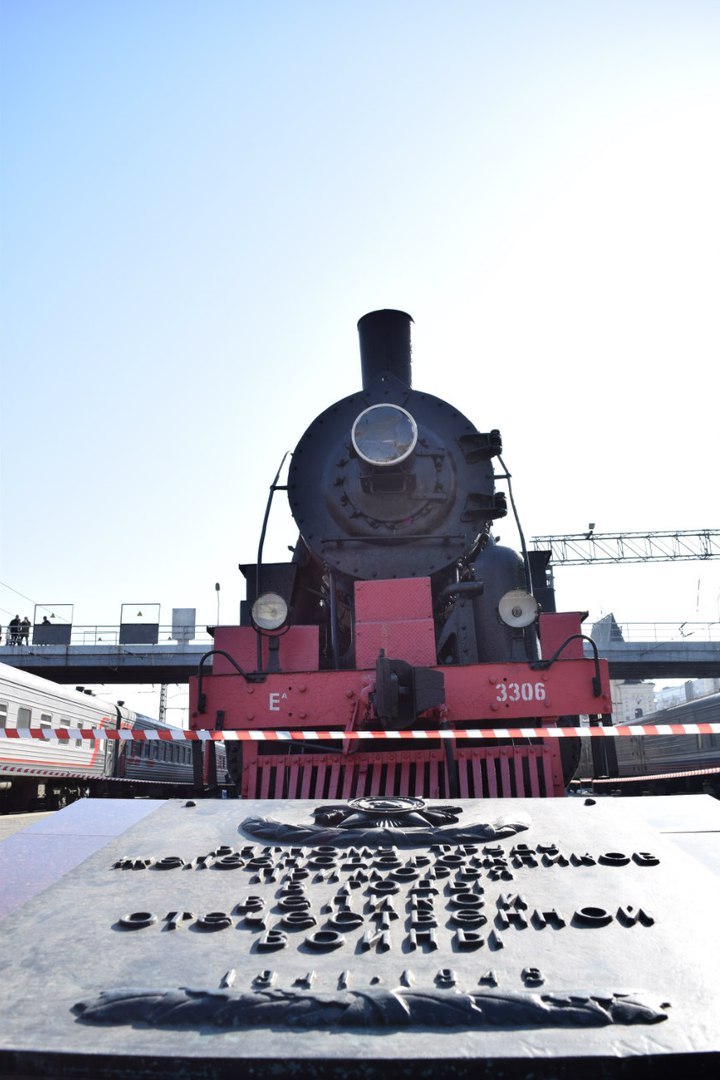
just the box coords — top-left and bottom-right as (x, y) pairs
(0, 662), (171, 727)
(623, 691), (720, 727)
(127, 712), (187, 732)
(0, 661), (110, 701)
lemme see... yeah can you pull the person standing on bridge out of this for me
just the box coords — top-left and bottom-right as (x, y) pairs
(19, 617), (30, 645)
(8, 615), (20, 645)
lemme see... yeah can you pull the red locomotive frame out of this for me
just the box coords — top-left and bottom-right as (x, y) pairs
(190, 578), (612, 800)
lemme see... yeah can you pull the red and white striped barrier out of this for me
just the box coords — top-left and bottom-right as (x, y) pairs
(581, 765), (720, 785)
(1, 722), (719, 743)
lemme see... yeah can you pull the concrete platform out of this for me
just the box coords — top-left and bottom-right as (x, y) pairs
(0, 811), (53, 843)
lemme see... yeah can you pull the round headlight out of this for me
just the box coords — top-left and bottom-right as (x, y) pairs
(498, 589), (539, 628)
(351, 404), (418, 466)
(251, 592), (288, 631)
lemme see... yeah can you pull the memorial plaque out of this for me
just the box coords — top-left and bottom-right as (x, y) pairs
(1, 796), (719, 1078)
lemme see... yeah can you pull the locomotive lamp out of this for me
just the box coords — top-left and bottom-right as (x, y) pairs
(497, 588), (540, 662)
(497, 588), (539, 628)
(351, 403), (418, 465)
(251, 592), (289, 631)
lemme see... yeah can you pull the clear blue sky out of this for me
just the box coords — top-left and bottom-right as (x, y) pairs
(1, 1), (718, 718)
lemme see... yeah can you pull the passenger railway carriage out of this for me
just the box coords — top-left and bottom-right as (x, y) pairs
(0, 663), (225, 810)
(575, 692), (720, 795)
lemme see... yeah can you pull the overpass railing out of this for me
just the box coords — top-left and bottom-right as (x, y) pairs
(598, 621), (720, 643)
(2, 621), (718, 650)
(1, 625), (216, 648)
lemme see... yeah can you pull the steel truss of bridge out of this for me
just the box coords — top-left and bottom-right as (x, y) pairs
(531, 528), (720, 565)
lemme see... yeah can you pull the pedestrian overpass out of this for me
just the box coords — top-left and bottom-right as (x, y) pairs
(0, 617), (717, 684)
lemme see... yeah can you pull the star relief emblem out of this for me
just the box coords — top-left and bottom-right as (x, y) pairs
(313, 797), (463, 829)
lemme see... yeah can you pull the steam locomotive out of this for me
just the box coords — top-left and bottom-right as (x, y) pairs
(190, 310), (612, 798)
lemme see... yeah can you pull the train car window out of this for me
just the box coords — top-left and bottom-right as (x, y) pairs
(58, 716), (79, 746)
(0, 700), (8, 728)
(40, 713), (52, 728)
(17, 706), (31, 728)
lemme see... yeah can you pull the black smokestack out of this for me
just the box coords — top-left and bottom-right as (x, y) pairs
(357, 309), (413, 390)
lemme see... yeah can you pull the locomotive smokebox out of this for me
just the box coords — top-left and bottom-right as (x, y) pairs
(357, 309), (413, 389)
(289, 308), (506, 582)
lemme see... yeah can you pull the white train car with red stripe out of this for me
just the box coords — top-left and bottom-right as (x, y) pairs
(0, 663), (226, 810)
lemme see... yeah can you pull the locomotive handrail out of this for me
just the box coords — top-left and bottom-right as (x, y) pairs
(439, 581), (485, 598)
(255, 451), (292, 670)
(195, 649), (266, 714)
(320, 534), (466, 543)
(497, 454), (533, 595)
(530, 634), (604, 698)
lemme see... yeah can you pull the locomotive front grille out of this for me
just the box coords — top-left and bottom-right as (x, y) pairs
(233, 742), (566, 800)
(455, 744), (564, 798)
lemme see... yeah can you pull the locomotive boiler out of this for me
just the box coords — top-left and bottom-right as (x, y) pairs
(190, 310), (612, 798)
